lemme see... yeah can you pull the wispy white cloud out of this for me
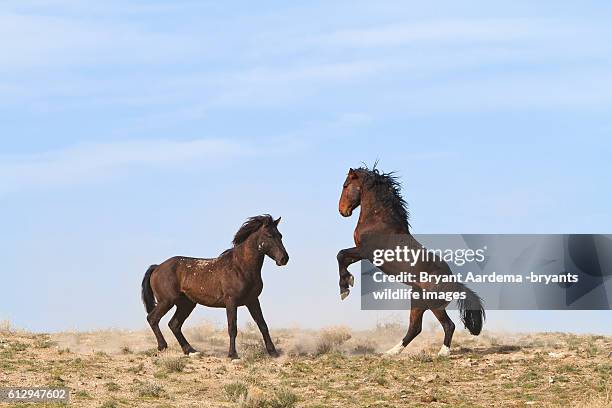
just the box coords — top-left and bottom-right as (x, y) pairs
(0, 12), (205, 71)
(4, 0), (195, 15)
(387, 68), (612, 114)
(318, 19), (564, 48)
(0, 139), (248, 194)
(2, 6), (611, 127)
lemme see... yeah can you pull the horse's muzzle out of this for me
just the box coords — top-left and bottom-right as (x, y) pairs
(276, 255), (289, 266)
(339, 208), (352, 217)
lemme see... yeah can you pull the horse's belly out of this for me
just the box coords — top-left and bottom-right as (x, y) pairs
(183, 287), (225, 307)
(180, 274), (225, 307)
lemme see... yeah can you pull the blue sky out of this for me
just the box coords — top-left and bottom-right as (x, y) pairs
(1, 0), (611, 334)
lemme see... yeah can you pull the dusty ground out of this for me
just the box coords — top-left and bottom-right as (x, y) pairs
(0, 321), (610, 408)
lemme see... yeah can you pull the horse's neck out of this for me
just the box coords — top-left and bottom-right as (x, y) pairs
(359, 188), (410, 234)
(233, 235), (265, 275)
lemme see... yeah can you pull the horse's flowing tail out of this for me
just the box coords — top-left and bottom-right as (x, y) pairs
(141, 265), (158, 314)
(456, 283), (485, 335)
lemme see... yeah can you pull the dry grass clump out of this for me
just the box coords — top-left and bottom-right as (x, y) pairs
(160, 356), (187, 372)
(366, 368), (389, 386)
(224, 381), (249, 402)
(239, 386), (266, 408)
(267, 388), (299, 408)
(33, 335), (56, 349)
(351, 338), (377, 355)
(411, 349), (433, 363)
(0, 320), (12, 333)
(564, 386), (611, 408)
(133, 381), (165, 398)
(374, 320), (405, 337)
(104, 382), (120, 392)
(240, 339), (268, 364)
(139, 348), (158, 357)
(127, 362), (144, 374)
(227, 384), (298, 408)
(315, 326), (352, 355)
(99, 400), (119, 408)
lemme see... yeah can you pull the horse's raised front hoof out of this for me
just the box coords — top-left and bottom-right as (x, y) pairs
(437, 345), (451, 357)
(340, 289), (350, 300)
(348, 274), (354, 287)
(384, 342), (405, 356)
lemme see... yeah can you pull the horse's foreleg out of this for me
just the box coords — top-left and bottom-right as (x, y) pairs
(385, 307), (425, 356)
(336, 247), (362, 300)
(432, 308), (455, 357)
(168, 295), (197, 355)
(246, 298), (278, 357)
(147, 299), (173, 351)
(225, 300), (239, 359)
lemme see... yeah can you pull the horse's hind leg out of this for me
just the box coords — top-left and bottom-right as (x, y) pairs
(385, 307), (425, 356)
(147, 299), (173, 351)
(432, 308), (455, 357)
(168, 295), (197, 355)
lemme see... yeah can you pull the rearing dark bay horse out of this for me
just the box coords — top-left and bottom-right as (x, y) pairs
(337, 166), (485, 356)
(141, 215), (288, 359)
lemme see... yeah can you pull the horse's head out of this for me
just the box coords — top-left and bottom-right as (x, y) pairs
(339, 168), (362, 217)
(257, 217), (289, 266)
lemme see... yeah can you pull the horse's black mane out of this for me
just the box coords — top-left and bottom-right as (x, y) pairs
(356, 165), (410, 231)
(232, 214), (274, 246)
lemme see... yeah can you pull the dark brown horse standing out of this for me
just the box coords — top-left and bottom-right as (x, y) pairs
(337, 166), (485, 356)
(141, 215), (288, 359)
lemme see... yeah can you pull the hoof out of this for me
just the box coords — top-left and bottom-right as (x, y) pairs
(348, 275), (354, 287)
(184, 347), (198, 355)
(187, 351), (201, 358)
(340, 290), (350, 300)
(157, 344), (168, 352)
(228, 353), (239, 360)
(385, 342), (405, 356)
(437, 345), (451, 357)
(268, 350), (280, 358)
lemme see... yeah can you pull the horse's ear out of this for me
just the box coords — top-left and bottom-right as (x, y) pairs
(348, 168), (358, 179)
(274, 217), (281, 226)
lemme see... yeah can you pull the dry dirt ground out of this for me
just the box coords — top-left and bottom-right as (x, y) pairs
(0, 321), (610, 408)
